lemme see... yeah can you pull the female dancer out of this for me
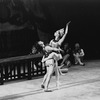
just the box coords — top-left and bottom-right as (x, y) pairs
(42, 21), (71, 64)
(39, 21), (71, 91)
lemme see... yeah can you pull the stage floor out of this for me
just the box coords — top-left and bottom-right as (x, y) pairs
(0, 60), (100, 100)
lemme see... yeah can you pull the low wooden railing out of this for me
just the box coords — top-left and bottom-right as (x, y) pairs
(0, 54), (46, 85)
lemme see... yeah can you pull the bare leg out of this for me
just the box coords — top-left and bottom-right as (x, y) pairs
(41, 62), (47, 88)
(58, 67), (66, 76)
(44, 64), (54, 91)
(61, 54), (69, 66)
(75, 56), (84, 65)
(74, 56), (78, 64)
(54, 60), (60, 89)
(41, 73), (47, 88)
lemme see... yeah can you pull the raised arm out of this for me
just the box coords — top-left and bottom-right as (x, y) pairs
(58, 21), (71, 45)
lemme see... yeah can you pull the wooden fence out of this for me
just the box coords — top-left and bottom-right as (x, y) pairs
(0, 54), (46, 85)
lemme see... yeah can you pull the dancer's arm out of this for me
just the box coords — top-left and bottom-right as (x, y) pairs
(80, 49), (85, 56)
(45, 45), (60, 52)
(42, 56), (45, 62)
(42, 52), (56, 63)
(42, 46), (61, 63)
(58, 21), (71, 45)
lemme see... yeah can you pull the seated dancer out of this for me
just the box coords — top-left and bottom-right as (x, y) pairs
(73, 43), (85, 66)
(38, 41), (61, 92)
(41, 21), (71, 89)
(60, 43), (71, 68)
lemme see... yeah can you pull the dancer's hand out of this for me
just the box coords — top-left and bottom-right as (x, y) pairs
(67, 21), (71, 25)
(42, 59), (46, 63)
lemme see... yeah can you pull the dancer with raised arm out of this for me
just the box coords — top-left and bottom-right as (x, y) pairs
(38, 22), (70, 91)
(41, 21), (71, 90)
(38, 41), (61, 92)
(42, 21), (71, 64)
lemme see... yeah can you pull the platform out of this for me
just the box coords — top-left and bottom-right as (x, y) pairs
(0, 60), (100, 100)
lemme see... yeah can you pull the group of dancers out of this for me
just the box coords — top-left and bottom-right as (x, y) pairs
(38, 21), (71, 92)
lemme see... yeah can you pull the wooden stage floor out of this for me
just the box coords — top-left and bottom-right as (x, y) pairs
(0, 60), (100, 100)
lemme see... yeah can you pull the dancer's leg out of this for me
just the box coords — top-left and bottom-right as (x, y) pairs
(41, 62), (47, 88)
(41, 73), (47, 88)
(77, 57), (84, 65)
(74, 56), (78, 64)
(41, 53), (56, 89)
(44, 65), (54, 91)
(44, 59), (54, 91)
(61, 54), (69, 66)
(75, 55), (84, 65)
(54, 60), (60, 89)
(58, 67), (66, 76)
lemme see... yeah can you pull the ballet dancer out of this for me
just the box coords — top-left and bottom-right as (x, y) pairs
(41, 21), (71, 90)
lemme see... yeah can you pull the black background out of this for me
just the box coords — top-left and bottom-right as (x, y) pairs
(0, 0), (100, 60)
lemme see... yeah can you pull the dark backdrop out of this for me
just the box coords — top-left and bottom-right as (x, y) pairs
(0, 0), (100, 59)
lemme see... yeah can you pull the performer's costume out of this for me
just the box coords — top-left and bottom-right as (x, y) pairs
(42, 39), (62, 66)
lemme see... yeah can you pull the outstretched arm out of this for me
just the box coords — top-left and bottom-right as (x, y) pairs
(58, 21), (71, 45)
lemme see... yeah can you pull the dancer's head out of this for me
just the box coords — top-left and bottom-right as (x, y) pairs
(59, 28), (64, 36)
(64, 43), (69, 50)
(54, 28), (64, 41)
(75, 43), (80, 49)
(38, 41), (45, 48)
